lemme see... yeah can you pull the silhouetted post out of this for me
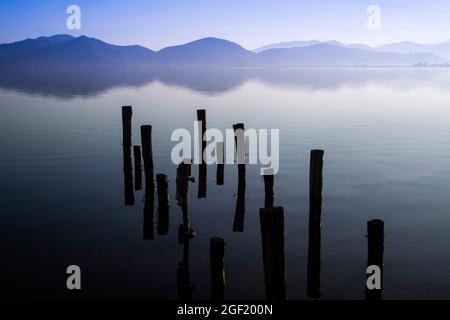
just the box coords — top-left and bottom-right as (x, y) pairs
(156, 174), (170, 236)
(197, 110), (207, 198)
(122, 106), (134, 205)
(210, 237), (226, 300)
(133, 145), (142, 191)
(122, 106), (132, 147)
(233, 123), (245, 164)
(264, 174), (274, 209)
(365, 219), (384, 300)
(307, 149), (324, 299)
(141, 125), (154, 240)
(259, 207), (286, 300)
(216, 142), (224, 185)
(233, 164), (246, 232)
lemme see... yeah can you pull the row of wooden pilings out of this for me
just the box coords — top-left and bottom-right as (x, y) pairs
(121, 106), (384, 300)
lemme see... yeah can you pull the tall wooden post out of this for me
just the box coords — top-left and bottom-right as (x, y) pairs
(259, 206), (286, 300)
(210, 237), (226, 300)
(197, 110), (207, 198)
(122, 106), (134, 205)
(233, 164), (246, 232)
(141, 125), (154, 240)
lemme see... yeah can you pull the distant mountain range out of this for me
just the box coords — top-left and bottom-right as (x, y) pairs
(0, 35), (449, 68)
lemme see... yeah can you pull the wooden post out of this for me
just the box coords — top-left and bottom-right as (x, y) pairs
(310, 150), (324, 208)
(210, 237), (226, 300)
(264, 174), (274, 209)
(133, 145), (142, 191)
(365, 219), (384, 300)
(233, 164), (246, 232)
(216, 142), (224, 185)
(122, 106), (132, 147)
(141, 125), (154, 240)
(307, 149), (324, 298)
(176, 161), (196, 240)
(197, 109), (207, 199)
(122, 106), (134, 206)
(233, 123), (245, 164)
(259, 206), (286, 300)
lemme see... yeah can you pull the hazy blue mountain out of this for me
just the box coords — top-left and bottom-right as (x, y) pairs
(254, 40), (372, 52)
(0, 35), (447, 68)
(253, 43), (446, 67)
(0, 35), (155, 67)
(154, 37), (255, 66)
(375, 41), (450, 60)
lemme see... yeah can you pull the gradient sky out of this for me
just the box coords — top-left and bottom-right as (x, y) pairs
(1, 0), (450, 50)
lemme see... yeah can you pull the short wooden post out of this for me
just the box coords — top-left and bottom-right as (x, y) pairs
(233, 123), (245, 164)
(156, 174), (170, 236)
(216, 142), (224, 185)
(197, 109), (207, 156)
(122, 106), (132, 147)
(140, 125), (154, 179)
(264, 174), (274, 209)
(259, 206), (286, 300)
(133, 145), (142, 191)
(365, 219), (384, 300)
(210, 237), (226, 300)
(176, 161), (196, 240)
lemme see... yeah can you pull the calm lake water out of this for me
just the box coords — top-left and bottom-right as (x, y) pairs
(2, 68), (450, 299)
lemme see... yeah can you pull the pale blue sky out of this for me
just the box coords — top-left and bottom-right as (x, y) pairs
(1, 0), (450, 50)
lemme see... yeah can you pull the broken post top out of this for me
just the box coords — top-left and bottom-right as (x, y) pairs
(210, 237), (226, 245)
(233, 123), (245, 131)
(122, 105), (132, 113)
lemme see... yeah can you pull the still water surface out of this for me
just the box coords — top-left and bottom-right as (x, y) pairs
(1, 68), (450, 299)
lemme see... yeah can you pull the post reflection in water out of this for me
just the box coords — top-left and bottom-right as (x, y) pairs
(156, 174), (170, 236)
(122, 106), (134, 206)
(307, 150), (324, 299)
(365, 219), (385, 300)
(176, 161), (196, 300)
(233, 164), (246, 232)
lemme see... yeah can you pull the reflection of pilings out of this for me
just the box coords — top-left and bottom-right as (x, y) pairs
(233, 164), (246, 232)
(177, 239), (194, 300)
(197, 110), (207, 199)
(210, 237), (226, 300)
(177, 161), (196, 301)
(133, 145), (142, 191)
(259, 207), (286, 300)
(365, 219), (384, 301)
(156, 174), (170, 236)
(264, 174), (274, 209)
(307, 149), (324, 299)
(141, 125), (154, 240)
(216, 142), (224, 185)
(122, 106), (134, 206)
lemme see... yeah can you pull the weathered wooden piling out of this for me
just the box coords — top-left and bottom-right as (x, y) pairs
(309, 150), (324, 207)
(233, 164), (246, 232)
(365, 219), (384, 300)
(307, 149), (324, 298)
(216, 142), (224, 185)
(233, 123), (245, 164)
(133, 145), (142, 191)
(122, 106), (132, 147)
(264, 174), (274, 209)
(259, 206), (286, 300)
(210, 237), (226, 300)
(197, 110), (207, 198)
(141, 125), (154, 240)
(122, 106), (134, 206)
(156, 174), (170, 236)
